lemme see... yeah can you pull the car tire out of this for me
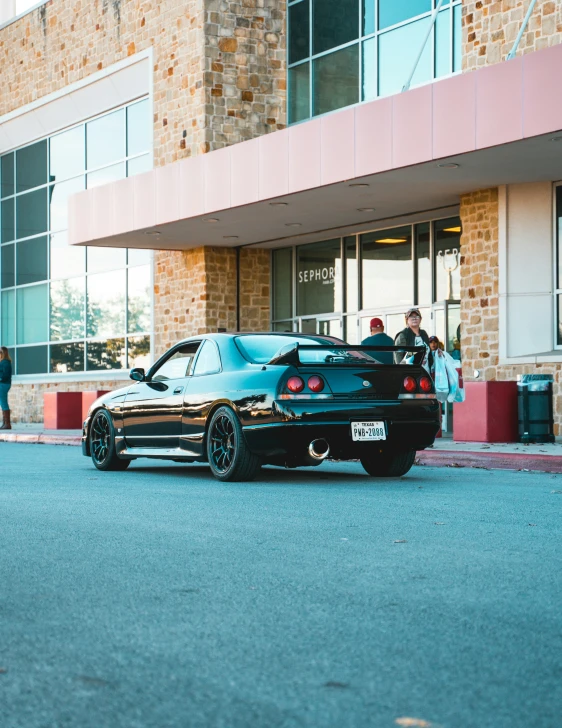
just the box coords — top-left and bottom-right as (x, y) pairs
(89, 409), (130, 472)
(207, 406), (261, 482)
(360, 449), (416, 478)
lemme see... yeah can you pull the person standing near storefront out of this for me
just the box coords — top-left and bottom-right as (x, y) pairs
(0, 347), (12, 430)
(393, 308), (432, 370)
(361, 318), (394, 365)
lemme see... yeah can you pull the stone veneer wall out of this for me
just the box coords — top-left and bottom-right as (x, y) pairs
(1, 0), (282, 422)
(459, 189), (562, 435)
(463, 0), (562, 70)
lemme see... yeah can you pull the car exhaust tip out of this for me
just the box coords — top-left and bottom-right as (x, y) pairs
(308, 439), (330, 461)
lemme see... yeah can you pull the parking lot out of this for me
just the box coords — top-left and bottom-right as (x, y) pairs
(0, 442), (561, 728)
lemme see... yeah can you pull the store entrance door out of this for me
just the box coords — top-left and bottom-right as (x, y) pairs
(298, 316), (342, 338)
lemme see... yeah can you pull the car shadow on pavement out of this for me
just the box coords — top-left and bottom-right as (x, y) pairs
(119, 461), (427, 486)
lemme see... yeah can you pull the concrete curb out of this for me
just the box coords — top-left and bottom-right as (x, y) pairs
(416, 450), (562, 474)
(2, 433), (562, 473)
(0, 433), (81, 446)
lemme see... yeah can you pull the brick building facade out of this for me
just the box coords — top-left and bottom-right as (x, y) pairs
(2, 0), (562, 434)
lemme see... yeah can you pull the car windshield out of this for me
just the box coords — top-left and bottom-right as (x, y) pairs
(235, 335), (378, 364)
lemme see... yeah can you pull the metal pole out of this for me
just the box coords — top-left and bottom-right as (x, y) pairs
(506, 0), (538, 60)
(402, 0), (446, 92)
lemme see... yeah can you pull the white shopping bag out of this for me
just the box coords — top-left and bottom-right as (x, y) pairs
(433, 352), (449, 403)
(443, 351), (461, 402)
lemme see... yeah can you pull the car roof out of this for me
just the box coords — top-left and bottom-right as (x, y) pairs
(174, 332), (338, 346)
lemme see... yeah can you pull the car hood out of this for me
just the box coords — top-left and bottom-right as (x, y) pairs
(87, 384), (132, 416)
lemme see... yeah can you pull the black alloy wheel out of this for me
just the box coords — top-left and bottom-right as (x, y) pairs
(90, 409), (130, 472)
(359, 449), (416, 478)
(207, 406), (261, 482)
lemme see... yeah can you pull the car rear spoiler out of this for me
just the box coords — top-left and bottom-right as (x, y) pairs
(267, 343), (427, 366)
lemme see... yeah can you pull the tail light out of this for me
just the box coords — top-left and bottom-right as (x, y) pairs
(307, 375), (325, 393)
(287, 376), (305, 393)
(419, 376), (432, 393)
(403, 376), (417, 393)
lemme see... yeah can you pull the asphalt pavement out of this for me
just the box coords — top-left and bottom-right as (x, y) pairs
(0, 443), (561, 728)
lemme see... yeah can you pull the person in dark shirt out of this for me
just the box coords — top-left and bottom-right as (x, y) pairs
(361, 318), (394, 365)
(0, 346), (12, 430)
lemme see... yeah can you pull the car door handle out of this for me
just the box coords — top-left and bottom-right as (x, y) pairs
(174, 386), (184, 394)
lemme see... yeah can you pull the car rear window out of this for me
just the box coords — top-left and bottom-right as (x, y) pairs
(235, 335), (377, 364)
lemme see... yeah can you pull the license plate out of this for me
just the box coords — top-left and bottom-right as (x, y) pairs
(351, 421), (386, 441)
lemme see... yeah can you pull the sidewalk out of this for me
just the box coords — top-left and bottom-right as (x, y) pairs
(1, 424), (562, 473)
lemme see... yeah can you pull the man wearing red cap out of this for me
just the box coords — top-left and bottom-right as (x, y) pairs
(361, 317), (394, 365)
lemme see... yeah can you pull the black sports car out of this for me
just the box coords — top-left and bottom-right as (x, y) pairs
(82, 333), (440, 481)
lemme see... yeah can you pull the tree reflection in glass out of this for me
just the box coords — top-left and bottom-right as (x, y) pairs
(50, 278), (85, 341)
(127, 266), (151, 334)
(51, 342), (85, 373)
(128, 335), (151, 369)
(86, 270), (126, 338)
(86, 338), (126, 370)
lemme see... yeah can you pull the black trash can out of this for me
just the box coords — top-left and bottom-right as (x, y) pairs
(517, 374), (555, 444)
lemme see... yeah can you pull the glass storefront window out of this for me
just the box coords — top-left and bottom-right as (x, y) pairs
(86, 270), (126, 339)
(313, 0), (358, 55)
(86, 109), (125, 170)
(16, 283), (48, 345)
(288, 0), (462, 123)
(86, 162), (126, 189)
(128, 265), (151, 333)
(128, 335), (151, 369)
(378, 0), (431, 30)
(297, 239), (342, 316)
(50, 277), (85, 341)
(16, 188), (48, 239)
(1, 290), (15, 347)
(289, 0), (310, 64)
(86, 338), (126, 371)
(289, 63), (311, 124)
(416, 222), (431, 305)
(345, 236), (358, 312)
(127, 155), (152, 177)
(435, 8), (451, 77)
(361, 226), (413, 310)
(16, 140), (48, 193)
(1, 199), (15, 243)
(16, 237), (48, 285)
(273, 217), (462, 338)
(51, 231), (86, 280)
(1, 153), (14, 198)
(87, 246), (127, 273)
(51, 342), (85, 373)
(313, 44), (359, 117)
(1, 244), (15, 289)
(345, 314), (358, 344)
(50, 127), (85, 182)
(50, 176), (85, 232)
(0, 99), (153, 376)
(273, 248), (292, 321)
(434, 218), (461, 301)
(17, 345), (48, 375)
(127, 100), (151, 158)
(378, 16), (432, 97)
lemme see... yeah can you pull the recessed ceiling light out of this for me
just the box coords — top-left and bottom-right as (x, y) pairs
(357, 207), (376, 212)
(144, 230), (161, 236)
(550, 136), (562, 142)
(376, 238), (407, 244)
(443, 226), (462, 233)
(285, 222), (302, 227)
(223, 235), (239, 240)
(270, 201), (289, 207)
(437, 162), (460, 169)
(349, 183), (369, 188)
(203, 217), (220, 223)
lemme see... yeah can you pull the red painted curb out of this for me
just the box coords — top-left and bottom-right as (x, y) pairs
(416, 450), (562, 473)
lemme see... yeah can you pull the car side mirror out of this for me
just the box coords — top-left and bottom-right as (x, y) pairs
(130, 367), (146, 382)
